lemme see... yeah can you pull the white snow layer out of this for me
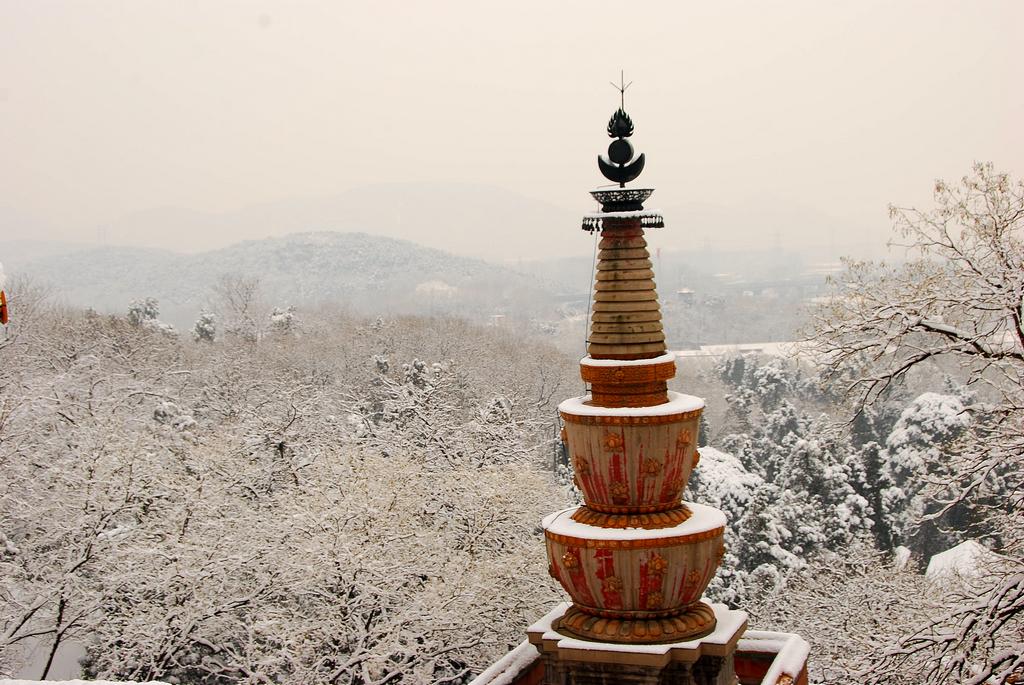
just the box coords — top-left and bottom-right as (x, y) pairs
(579, 352), (677, 368)
(886, 392), (970, 452)
(543, 502), (726, 541)
(737, 630), (811, 683)
(582, 209), (664, 219)
(466, 640), (539, 685)
(0, 681), (169, 685)
(926, 539), (997, 580)
(693, 448), (763, 505)
(558, 392), (704, 417)
(893, 545), (912, 570)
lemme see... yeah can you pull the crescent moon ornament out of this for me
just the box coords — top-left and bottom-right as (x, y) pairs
(599, 153), (646, 186)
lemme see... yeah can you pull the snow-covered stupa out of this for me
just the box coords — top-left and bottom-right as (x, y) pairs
(526, 100), (749, 684)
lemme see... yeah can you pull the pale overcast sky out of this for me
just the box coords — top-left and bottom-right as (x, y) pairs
(1, 1), (1021, 254)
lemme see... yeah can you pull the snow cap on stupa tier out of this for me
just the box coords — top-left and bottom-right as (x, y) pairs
(582, 106), (673, 406)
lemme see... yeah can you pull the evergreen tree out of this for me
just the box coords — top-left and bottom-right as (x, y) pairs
(191, 309), (216, 342)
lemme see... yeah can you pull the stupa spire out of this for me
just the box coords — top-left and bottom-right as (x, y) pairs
(534, 87), (734, 660)
(485, 80), (808, 685)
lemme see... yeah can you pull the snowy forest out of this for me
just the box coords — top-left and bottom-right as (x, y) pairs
(1, 164), (1022, 684)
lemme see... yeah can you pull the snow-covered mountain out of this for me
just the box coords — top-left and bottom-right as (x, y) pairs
(52, 184), (580, 263)
(15, 231), (561, 328)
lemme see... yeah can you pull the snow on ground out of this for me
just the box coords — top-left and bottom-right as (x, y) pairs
(926, 540), (998, 580)
(0, 681), (168, 685)
(673, 342), (808, 358)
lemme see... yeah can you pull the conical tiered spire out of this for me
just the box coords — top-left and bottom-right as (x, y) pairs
(590, 230), (666, 359)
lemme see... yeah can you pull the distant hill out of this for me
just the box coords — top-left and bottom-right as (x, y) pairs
(2, 184), (892, 268)
(16, 231), (561, 328)
(80, 183), (581, 263)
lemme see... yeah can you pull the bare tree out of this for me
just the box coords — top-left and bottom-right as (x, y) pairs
(0, 274), (52, 355)
(745, 547), (945, 684)
(808, 162), (1024, 683)
(212, 274), (265, 344)
(1, 306), (568, 683)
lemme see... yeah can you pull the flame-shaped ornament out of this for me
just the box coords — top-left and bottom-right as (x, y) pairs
(599, 108), (646, 187)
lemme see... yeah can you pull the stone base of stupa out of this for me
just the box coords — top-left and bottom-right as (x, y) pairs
(527, 602), (746, 685)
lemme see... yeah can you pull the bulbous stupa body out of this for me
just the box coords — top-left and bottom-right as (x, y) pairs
(542, 107), (726, 644)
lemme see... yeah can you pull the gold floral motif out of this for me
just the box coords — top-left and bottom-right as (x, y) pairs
(676, 429), (692, 449)
(644, 591), (663, 610)
(602, 575), (623, 592)
(602, 431), (625, 451)
(648, 553), (668, 576)
(641, 458), (661, 476)
(609, 481), (629, 502)
(562, 551), (579, 569)
(574, 455), (591, 476)
(686, 570), (701, 585)
(776, 677), (794, 685)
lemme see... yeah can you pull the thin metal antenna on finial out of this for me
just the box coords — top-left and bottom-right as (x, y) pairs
(609, 70), (632, 110)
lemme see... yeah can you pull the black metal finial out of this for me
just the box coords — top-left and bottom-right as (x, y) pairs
(598, 73), (645, 187)
(607, 109), (634, 139)
(610, 70), (632, 111)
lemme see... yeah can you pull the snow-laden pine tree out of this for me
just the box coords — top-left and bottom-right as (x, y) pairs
(268, 305), (297, 336)
(127, 297), (160, 326)
(192, 308), (216, 342)
(127, 297), (176, 336)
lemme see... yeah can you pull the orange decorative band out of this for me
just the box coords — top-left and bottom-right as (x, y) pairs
(560, 409), (702, 426)
(580, 360), (676, 384)
(589, 351), (667, 360)
(583, 500), (684, 515)
(588, 390), (670, 408)
(570, 603), (697, 620)
(570, 506), (692, 529)
(544, 526), (724, 550)
(573, 602), (692, 618)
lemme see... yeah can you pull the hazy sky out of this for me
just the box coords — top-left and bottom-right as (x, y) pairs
(1, 1), (1021, 254)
